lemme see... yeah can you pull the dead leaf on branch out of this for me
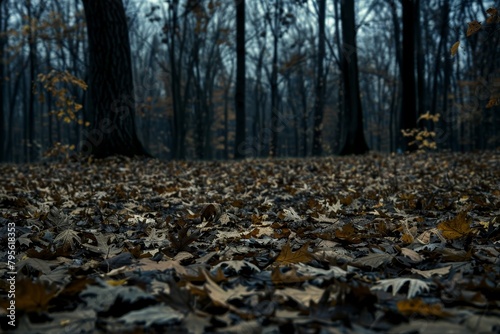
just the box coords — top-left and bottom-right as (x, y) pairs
(466, 20), (481, 37)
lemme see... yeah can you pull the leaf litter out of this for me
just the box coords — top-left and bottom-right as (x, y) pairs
(1, 152), (500, 333)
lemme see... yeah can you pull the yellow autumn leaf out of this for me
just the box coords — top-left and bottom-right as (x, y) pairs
(437, 211), (471, 240)
(106, 278), (128, 286)
(450, 41), (460, 56)
(466, 20), (481, 37)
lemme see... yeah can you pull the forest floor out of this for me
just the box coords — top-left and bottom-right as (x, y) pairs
(0, 151), (499, 333)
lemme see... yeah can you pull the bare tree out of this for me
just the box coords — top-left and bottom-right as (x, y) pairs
(338, 0), (369, 155)
(81, 0), (148, 158)
(312, 0), (326, 156)
(234, 0), (246, 159)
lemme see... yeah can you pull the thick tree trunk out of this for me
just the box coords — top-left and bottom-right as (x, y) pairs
(234, 0), (246, 159)
(81, 0), (148, 158)
(338, 0), (369, 155)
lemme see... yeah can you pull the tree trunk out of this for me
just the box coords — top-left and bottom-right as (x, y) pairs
(269, 0), (280, 157)
(81, 0), (149, 158)
(312, 0), (326, 156)
(338, 0), (369, 155)
(234, 0), (246, 159)
(0, 0), (5, 161)
(399, 0), (417, 152)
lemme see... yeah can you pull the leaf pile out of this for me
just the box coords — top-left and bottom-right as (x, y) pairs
(1, 152), (499, 333)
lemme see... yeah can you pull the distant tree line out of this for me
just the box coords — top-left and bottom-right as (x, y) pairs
(0, 0), (498, 162)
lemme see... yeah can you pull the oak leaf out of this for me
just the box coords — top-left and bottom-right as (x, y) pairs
(275, 242), (314, 265)
(466, 20), (481, 37)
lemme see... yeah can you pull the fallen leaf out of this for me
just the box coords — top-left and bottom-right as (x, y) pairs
(437, 212), (471, 240)
(275, 242), (314, 265)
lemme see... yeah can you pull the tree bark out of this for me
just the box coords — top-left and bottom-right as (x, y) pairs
(399, 0), (417, 152)
(81, 0), (149, 158)
(338, 0), (369, 155)
(234, 0), (246, 159)
(312, 0), (326, 156)
(0, 0), (5, 161)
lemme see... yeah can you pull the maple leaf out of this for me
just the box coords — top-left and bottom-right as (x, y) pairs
(83, 232), (121, 257)
(274, 242), (314, 265)
(437, 211), (471, 240)
(54, 229), (81, 251)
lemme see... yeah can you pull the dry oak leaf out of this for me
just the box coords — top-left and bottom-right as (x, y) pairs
(437, 211), (471, 240)
(466, 20), (481, 37)
(335, 223), (360, 242)
(275, 242), (314, 265)
(271, 266), (311, 284)
(275, 285), (325, 307)
(411, 266), (451, 279)
(371, 278), (430, 299)
(397, 298), (451, 318)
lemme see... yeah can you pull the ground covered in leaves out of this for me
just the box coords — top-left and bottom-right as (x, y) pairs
(1, 152), (500, 333)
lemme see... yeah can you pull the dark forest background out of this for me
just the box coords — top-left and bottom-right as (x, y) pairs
(0, 0), (499, 163)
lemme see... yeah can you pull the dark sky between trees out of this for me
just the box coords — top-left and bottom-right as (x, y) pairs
(0, 0), (498, 162)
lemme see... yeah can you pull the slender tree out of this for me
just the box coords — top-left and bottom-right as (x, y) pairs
(312, 0), (326, 156)
(338, 0), (369, 155)
(81, 0), (149, 158)
(0, 0), (5, 161)
(399, 0), (417, 152)
(234, 0), (246, 159)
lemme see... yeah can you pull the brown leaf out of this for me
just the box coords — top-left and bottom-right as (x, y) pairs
(450, 41), (460, 56)
(15, 279), (58, 312)
(270, 266), (310, 284)
(397, 298), (451, 318)
(437, 211), (471, 240)
(275, 242), (314, 265)
(466, 20), (481, 37)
